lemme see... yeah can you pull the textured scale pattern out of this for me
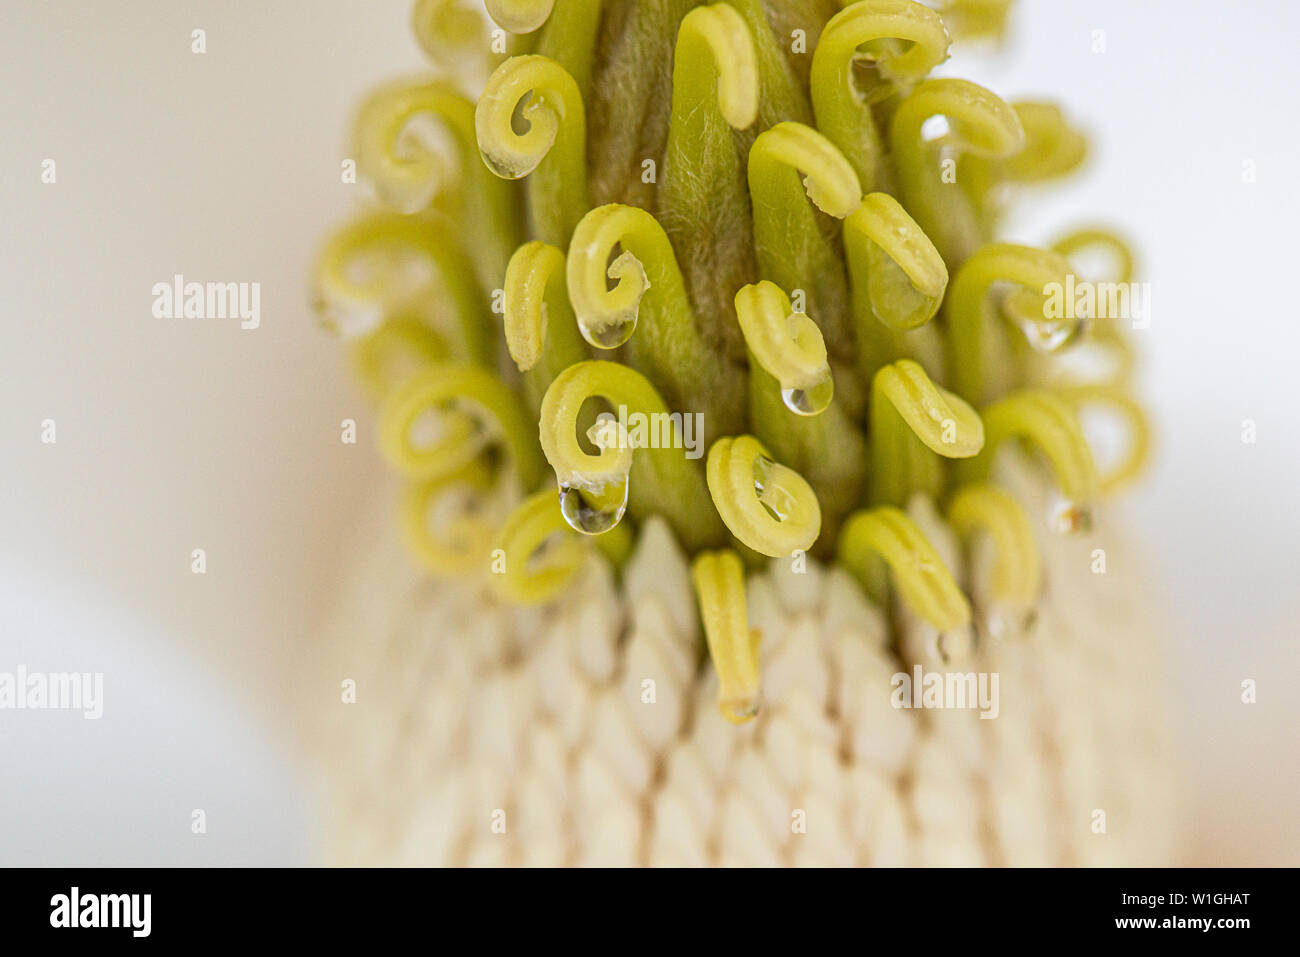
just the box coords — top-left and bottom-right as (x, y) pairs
(316, 458), (1177, 866)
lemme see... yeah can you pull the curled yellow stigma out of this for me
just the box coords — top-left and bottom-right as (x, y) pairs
(706, 434), (822, 557)
(748, 120), (862, 221)
(538, 360), (725, 550)
(845, 191), (949, 332)
(946, 482), (1041, 609)
(1052, 226), (1136, 285)
(411, 0), (497, 71)
(312, 211), (492, 364)
(352, 314), (450, 402)
(871, 358), (984, 506)
(490, 488), (588, 604)
(379, 363), (544, 489)
(475, 54), (587, 246)
(945, 242), (1075, 403)
(691, 549), (762, 724)
(1003, 101), (1088, 182)
(890, 77), (1024, 262)
(565, 203), (743, 435)
(957, 388), (1100, 532)
(810, 0), (951, 190)
(748, 120), (862, 351)
(401, 460), (500, 576)
(502, 240), (586, 410)
(1057, 384), (1152, 495)
(671, 4), (759, 133)
(734, 280), (833, 417)
(838, 505), (971, 632)
(351, 76), (519, 282)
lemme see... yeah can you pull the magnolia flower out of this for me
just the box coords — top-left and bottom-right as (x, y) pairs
(312, 0), (1174, 865)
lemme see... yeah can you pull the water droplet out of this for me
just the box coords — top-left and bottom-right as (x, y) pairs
(719, 694), (760, 724)
(1019, 314), (1087, 353)
(1048, 499), (1093, 534)
(751, 456), (795, 521)
(781, 374), (834, 416)
(558, 480), (628, 535)
(577, 250), (646, 349)
(982, 604), (1038, 642)
(1003, 287), (1086, 354)
(577, 309), (637, 349)
(478, 146), (535, 181)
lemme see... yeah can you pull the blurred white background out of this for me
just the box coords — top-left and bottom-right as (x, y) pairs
(0, 0), (1296, 865)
